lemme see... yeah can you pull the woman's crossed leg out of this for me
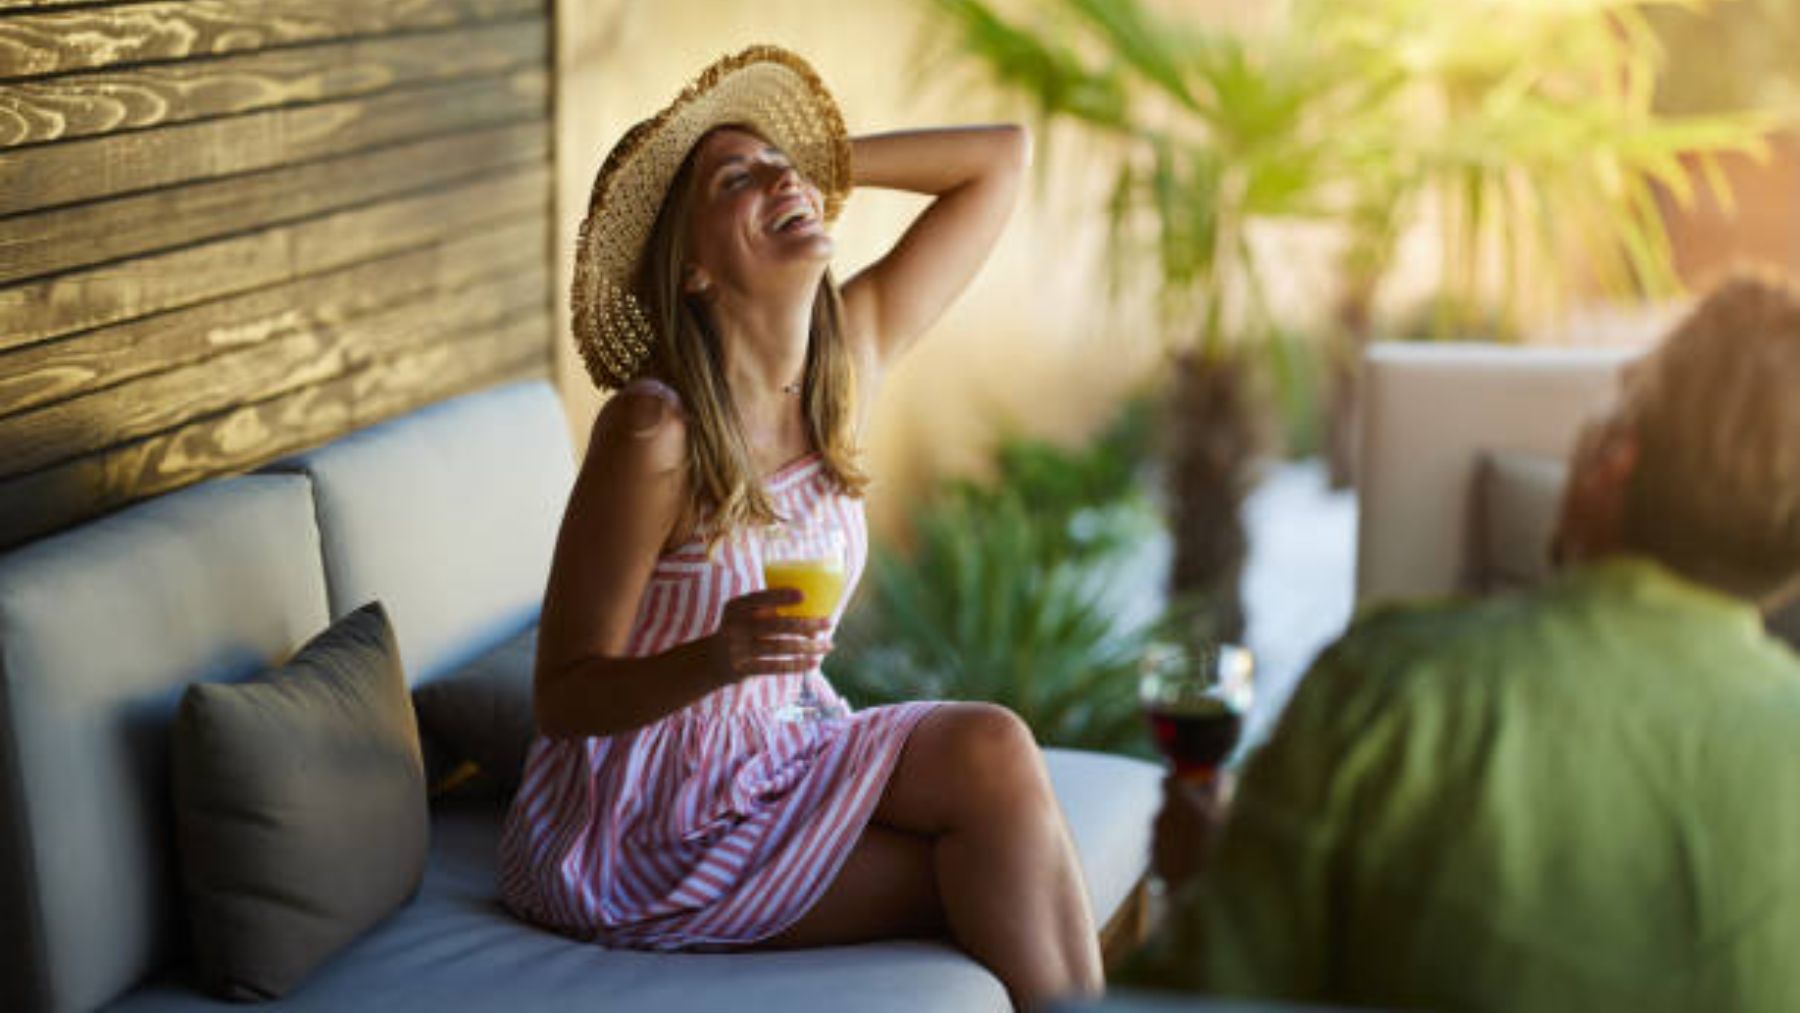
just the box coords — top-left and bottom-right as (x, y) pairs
(768, 702), (1103, 1008)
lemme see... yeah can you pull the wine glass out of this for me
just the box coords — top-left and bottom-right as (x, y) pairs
(760, 522), (849, 723)
(1139, 641), (1255, 784)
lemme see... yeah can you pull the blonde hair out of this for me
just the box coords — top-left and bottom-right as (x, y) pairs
(1620, 273), (1800, 601)
(635, 126), (869, 540)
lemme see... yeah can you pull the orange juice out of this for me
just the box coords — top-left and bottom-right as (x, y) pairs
(762, 559), (847, 619)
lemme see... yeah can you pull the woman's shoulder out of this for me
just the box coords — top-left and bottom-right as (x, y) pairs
(587, 378), (689, 477)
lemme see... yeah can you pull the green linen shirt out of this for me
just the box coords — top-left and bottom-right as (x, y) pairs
(1126, 557), (1800, 1011)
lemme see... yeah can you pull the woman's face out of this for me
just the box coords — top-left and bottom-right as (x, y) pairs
(683, 128), (832, 298)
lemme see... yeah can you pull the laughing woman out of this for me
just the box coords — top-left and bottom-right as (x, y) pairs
(497, 46), (1101, 1007)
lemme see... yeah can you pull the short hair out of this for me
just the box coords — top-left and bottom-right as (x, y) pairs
(1619, 273), (1800, 601)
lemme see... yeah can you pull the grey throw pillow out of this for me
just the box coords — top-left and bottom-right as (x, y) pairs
(412, 625), (539, 794)
(171, 601), (427, 1001)
(1476, 450), (1568, 592)
(1772, 600), (1800, 652)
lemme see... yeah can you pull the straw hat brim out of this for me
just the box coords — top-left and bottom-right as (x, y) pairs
(572, 45), (853, 391)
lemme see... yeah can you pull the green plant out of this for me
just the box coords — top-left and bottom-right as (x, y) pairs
(827, 400), (1166, 756)
(948, 387), (1161, 563)
(927, 0), (1364, 642)
(827, 487), (1157, 756)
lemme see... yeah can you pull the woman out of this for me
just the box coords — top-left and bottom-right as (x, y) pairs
(498, 46), (1101, 1007)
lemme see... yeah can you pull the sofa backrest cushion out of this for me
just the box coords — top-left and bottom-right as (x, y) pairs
(266, 380), (575, 686)
(0, 476), (329, 1013)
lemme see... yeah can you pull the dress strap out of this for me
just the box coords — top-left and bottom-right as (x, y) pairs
(620, 377), (684, 412)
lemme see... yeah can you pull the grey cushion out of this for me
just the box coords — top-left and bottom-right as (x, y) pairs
(412, 625), (538, 793)
(173, 602), (428, 1000)
(264, 380), (575, 687)
(112, 747), (1157, 1012)
(1474, 450), (1568, 591)
(0, 476), (329, 1013)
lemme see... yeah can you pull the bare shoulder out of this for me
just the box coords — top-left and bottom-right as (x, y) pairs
(586, 386), (689, 478)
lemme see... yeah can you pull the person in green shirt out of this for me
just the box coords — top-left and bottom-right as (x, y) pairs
(1126, 274), (1800, 1011)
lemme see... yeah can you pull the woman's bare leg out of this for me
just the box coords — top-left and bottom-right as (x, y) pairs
(772, 703), (1102, 1007)
(764, 824), (943, 946)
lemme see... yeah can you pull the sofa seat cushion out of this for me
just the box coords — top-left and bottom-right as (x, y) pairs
(1049, 748), (1160, 924)
(112, 747), (1157, 1012)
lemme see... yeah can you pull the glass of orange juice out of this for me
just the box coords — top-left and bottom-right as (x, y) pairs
(761, 522), (848, 723)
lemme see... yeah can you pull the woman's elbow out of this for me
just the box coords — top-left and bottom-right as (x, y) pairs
(532, 662), (585, 740)
(998, 123), (1033, 172)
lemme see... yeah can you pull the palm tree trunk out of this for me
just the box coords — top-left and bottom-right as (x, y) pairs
(1165, 348), (1257, 646)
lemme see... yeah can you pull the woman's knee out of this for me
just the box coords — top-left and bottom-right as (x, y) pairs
(938, 703), (1051, 804)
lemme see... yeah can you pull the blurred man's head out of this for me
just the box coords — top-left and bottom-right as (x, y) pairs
(1556, 274), (1800, 610)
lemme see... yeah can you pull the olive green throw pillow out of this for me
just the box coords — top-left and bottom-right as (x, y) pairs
(171, 601), (428, 1001)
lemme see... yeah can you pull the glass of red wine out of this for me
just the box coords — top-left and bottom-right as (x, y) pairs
(1139, 641), (1255, 784)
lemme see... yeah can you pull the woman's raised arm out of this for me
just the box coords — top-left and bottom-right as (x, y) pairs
(840, 125), (1030, 379)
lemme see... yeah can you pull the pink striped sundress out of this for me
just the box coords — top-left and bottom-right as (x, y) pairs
(498, 380), (938, 950)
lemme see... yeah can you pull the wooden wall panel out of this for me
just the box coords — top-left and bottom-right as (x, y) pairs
(0, 0), (539, 78)
(1, 70), (549, 213)
(0, 20), (546, 146)
(0, 0), (554, 550)
(0, 122), (548, 283)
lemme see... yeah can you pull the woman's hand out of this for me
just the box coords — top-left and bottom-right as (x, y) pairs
(709, 589), (834, 681)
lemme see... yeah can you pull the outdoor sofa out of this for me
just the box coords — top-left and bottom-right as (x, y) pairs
(0, 378), (1160, 1012)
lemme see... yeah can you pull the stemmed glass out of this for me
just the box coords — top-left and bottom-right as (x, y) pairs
(760, 522), (849, 723)
(1138, 641), (1255, 784)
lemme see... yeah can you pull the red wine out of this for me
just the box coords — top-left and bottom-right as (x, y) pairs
(1146, 696), (1243, 780)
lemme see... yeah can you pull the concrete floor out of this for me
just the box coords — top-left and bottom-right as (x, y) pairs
(1239, 460), (1358, 744)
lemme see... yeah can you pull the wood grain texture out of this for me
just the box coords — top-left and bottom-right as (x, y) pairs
(0, 266), (547, 476)
(0, 121), (546, 284)
(0, 163), (550, 349)
(0, 0), (541, 79)
(0, 315), (549, 550)
(0, 0), (555, 551)
(0, 19), (546, 147)
(0, 218), (546, 414)
(0, 68), (548, 214)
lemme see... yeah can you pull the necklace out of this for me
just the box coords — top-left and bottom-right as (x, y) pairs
(782, 381), (803, 397)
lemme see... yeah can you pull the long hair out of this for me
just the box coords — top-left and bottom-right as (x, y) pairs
(634, 126), (869, 542)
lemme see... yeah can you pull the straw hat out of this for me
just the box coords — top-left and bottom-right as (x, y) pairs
(571, 45), (853, 391)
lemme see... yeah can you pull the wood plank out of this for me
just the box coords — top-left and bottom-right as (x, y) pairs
(0, 2), (123, 10)
(0, 121), (546, 284)
(0, 313), (549, 550)
(0, 267), (547, 475)
(0, 19), (546, 147)
(0, 68), (547, 214)
(0, 0), (541, 80)
(0, 163), (549, 349)
(0, 218), (546, 413)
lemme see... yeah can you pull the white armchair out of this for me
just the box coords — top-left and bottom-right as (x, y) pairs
(1354, 340), (1800, 645)
(1354, 341), (1637, 606)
